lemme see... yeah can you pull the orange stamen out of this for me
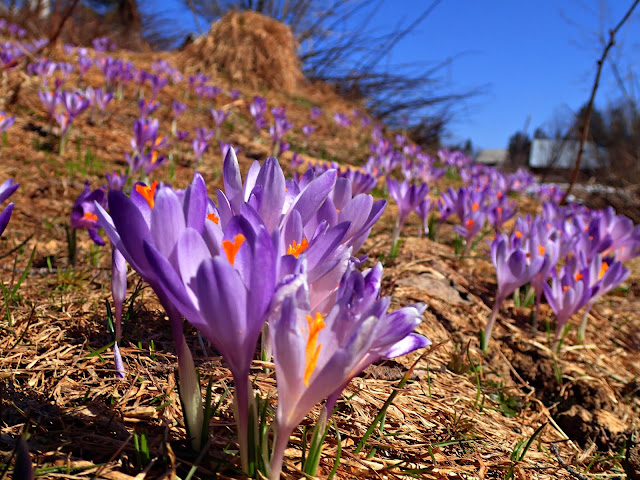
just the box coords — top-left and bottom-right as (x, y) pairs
(599, 261), (609, 280)
(222, 233), (245, 265)
(82, 211), (98, 222)
(287, 238), (309, 258)
(472, 202), (479, 212)
(515, 231), (522, 238)
(575, 272), (584, 281)
(304, 312), (326, 386)
(206, 212), (219, 224)
(537, 245), (546, 256)
(563, 285), (570, 292)
(154, 135), (164, 147)
(465, 218), (475, 231)
(135, 181), (158, 209)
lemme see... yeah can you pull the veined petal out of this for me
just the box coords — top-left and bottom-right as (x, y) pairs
(183, 173), (208, 233)
(195, 257), (251, 374)
(151, 187), (186, 258)
(223, 147), (244, 212)
(385, 333), (431, 358)
(255, 157), (285, 232)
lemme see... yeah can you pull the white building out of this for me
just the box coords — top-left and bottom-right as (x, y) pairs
(529, 138), (608, 169)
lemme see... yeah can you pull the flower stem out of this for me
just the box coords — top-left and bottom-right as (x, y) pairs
(577, 302), (593, 342)
(270, 424), (294, 480)
(233, 375), (251, 473)
(482, 299), (502, 352)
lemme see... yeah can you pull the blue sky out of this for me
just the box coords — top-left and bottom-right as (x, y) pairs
(149, 1), (640, 150)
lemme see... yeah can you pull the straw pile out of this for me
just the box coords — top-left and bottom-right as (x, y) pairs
(180, 10), (302, 93)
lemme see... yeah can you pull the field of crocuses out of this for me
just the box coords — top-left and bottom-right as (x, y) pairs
(1, 27), (640, 480)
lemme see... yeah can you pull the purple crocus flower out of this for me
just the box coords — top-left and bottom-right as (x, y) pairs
(487, 193), (517, 232)
(341, 169), (377, 196)
(577, 254), (629, 340)
(229, 89), (241, 100)
(60, 90), (90, 118)
(249, 95), (267, 131)
(138, 98), (160, 117)
(172, 100), (187, 118)
(269, 107), (293, 156)
(171, 101), (187, 135)
(544, 263), (595, 352)
(176, 130), (190, 141)
(38, 89), (58, 119)
(415, 197), (433, 237)
(269, 261), (428, 480)
(0, 178), (18, 237)
(210, 108), (229, 132)
(0, 111), (15, 134)
(523, 220), (559, 325)
(192, 127), (213, 163)
(302, 124), (315, 137)
(94, 88), (113, 112)
(148, 74), (169, 98)
(386, 177), (429, 248)
(310, 106), (322, 120)
(483, 233), (545, 350)
(98, 175), (278, 469)
(105, 171), (127, 191)
(220, 141), (241, 159)
(333, 112), (352, 128)
(96, 178), (208, 450)
(70, 181), (107, 245)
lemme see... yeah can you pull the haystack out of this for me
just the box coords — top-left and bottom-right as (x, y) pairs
(180, 10), (303, 93)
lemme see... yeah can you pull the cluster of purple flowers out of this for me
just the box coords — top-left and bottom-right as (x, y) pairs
(269, 106), (293, 156)
(249, 95), (267, 132)
(485, 201), (638, 351)
(126, 117), (168, 176)
(95, 149), (428, 477)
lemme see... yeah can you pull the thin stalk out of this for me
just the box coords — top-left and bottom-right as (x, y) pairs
(389, 216), (402, 257)
(232, 375), (251, 473)
(482, 298), (502, 352)
(166, 303), (204, 451)
(577, 302), (593, 342)
(269, 423), (295, 480)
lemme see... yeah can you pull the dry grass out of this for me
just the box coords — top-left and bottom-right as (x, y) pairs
(179, 11), (302, 93)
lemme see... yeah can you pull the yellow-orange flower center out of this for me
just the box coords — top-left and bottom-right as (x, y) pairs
(206, 212), (219, 224)
(599, 261), (609, 280)
(287, 238), (309, 258)
(135, 181), (158, 209)
(515, 231), (522, 238)
(575, 272), (584, 281)
(82, 211), (98, 222)
(472, 202), (479, 212)
(465, 218), (475, 231)
(304, 312), (326, 386)
(222, 233), (245, 265)
(537, 245), (546, 256)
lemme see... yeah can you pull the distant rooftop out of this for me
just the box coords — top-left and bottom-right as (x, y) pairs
(476, 149), (507, 165)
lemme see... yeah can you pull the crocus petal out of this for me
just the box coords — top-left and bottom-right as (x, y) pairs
(223, 147), (244, 212)
(385, 333), (430, 358)
(0, 202), (14, 236)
